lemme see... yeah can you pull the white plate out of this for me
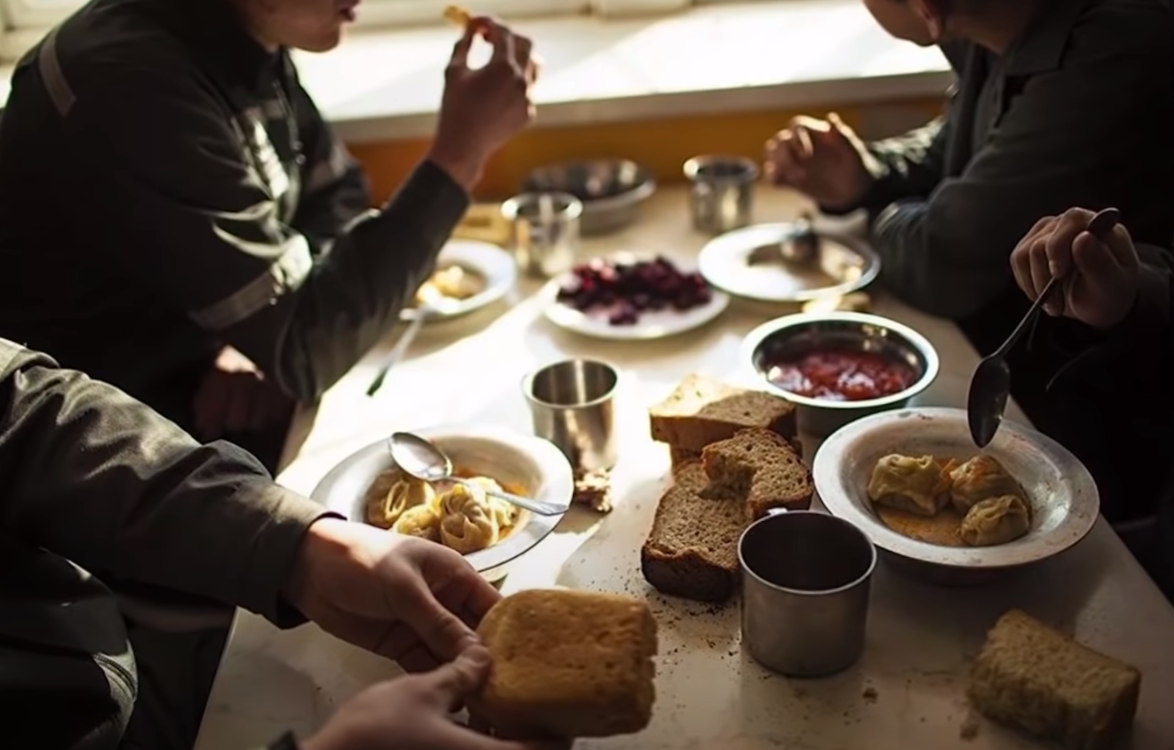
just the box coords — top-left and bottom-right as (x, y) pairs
(540, 254), (730, 341)
(813, 407), (1099, 571)
(698, 222), (880, 304)
(401, 240), (517, 322)
(310, 426), (573, 580)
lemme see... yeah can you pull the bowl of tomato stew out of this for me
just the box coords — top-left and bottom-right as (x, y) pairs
(742, 312), (939, 436)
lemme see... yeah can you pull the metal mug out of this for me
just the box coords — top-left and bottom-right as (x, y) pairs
(683, 155), (758, 234)
(739, 509), (876, 677)
(501, 191), (583, 279)
(521, 359), (618, 472)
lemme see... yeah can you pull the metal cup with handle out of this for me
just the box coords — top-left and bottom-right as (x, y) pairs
(738, 508), (877, 677)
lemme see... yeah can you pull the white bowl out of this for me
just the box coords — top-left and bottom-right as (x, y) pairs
(813, 407), (1099, 584)
(311, 426), (574, 581)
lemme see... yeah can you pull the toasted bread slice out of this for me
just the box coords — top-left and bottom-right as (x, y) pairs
(968, 610), (1141, 750)
(649, 374), (797, 454)
(470, 588), (657, 738)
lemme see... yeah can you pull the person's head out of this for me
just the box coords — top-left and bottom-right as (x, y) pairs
(233, 0), (360, 53)
(861, 0), (954, 46)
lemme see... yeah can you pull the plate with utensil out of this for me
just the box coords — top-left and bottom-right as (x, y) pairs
(401, 239), (517, 322)
(698, 218), (880, 304)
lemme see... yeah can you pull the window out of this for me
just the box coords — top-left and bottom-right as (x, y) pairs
(0, 0), (701, 60)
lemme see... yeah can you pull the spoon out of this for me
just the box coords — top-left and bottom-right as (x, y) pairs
(388, 431), (568, 517)
(781, 211), (821, 264)
(366, 302), (435, 397)
(966, 207), (1121, 447)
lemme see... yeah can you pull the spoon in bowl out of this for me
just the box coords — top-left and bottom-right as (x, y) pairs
(966, 207), (1121, 448)
(388, 431), (568, 517)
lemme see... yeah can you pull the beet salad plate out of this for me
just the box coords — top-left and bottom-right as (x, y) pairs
(540, 253), (730, 340)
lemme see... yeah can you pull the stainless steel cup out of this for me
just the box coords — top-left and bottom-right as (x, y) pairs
(739, 509), (876, 677)
(501, 191), (583, 279)
(521, 359), (618, 472)
(683, 155), (758, 234)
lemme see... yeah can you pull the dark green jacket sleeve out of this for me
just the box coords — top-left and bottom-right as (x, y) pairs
(856, 17), (1167, 319)
(65, 63), (468, 402)
(0, 339), (333, 624)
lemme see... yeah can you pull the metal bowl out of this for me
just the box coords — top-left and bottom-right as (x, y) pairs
(741, 312), (939, 437)
(813, 408), (1099, 586)
(522, 160), (656, 235)
(310, 426), (574, 582)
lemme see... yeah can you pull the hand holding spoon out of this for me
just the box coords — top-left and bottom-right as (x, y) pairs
(388, 431), (568, 516)
(966, 207), (1121, 447)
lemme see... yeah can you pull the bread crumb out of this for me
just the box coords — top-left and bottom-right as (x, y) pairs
(959, 712), (980, 741)
(862, 687), (878, 703)
(572, 468), (613, 513)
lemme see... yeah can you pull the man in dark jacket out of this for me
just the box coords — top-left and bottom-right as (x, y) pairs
(1009, 207), (1174, 596)
(763, 0), (1172, 520)
(0, 0), (536, 470)
(0, 338), (561, 750)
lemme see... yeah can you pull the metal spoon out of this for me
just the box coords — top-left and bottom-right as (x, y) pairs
(966, 207), (1121, 447)
(388, 431), (568, 517)
(366, 303), (434, 397)
(781, 211), (821, 264)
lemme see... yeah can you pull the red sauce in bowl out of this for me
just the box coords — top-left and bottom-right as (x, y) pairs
(765, 349), (918, 402)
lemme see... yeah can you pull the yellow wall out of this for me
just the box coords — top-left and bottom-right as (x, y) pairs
(349, 97), (944, 201)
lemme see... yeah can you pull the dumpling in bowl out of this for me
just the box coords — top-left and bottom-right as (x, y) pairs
(867, 454), (948, 517)
(365, 470), (436, 528)
(437, 483), (501, 554)
(460, 476), (520, 530)
(960, 495), (1031, 547)
(393, 504), (441, 541)
(948, 455), (1023, 512)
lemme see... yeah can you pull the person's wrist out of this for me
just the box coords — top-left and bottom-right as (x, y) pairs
(426, 140), (486, 193)
(282, 516), (353, 614)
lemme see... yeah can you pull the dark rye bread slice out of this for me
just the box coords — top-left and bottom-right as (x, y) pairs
(641, 462), (745, 602)
(701, 428), (813, 520)
(968, 610), (1141, 750)
(649, 374), (797, 453)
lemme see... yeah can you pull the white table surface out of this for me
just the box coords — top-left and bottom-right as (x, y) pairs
(194, 187), (1174, 750)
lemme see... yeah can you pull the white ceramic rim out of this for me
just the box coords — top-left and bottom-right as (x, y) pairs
(400, 240), (517, 322)
(309, 425), (573, 573)
(740, 311), (941, 410)
(539, 252), (730, 341)
(813, 407), (1100, 570)
(697, 222), (881, 303)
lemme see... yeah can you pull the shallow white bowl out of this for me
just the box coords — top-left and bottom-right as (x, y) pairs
(813, 407), (1099, 582)
(311, 426), (574, 581)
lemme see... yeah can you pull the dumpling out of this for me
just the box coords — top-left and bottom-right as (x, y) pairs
(392, 504), (441, 541)
(364, 470), (436, 528)
(867, 454), (948, 517)
(948, 455), (1023, 512)
(960, 495), (1031, 547)
(437, 483), (500, 554)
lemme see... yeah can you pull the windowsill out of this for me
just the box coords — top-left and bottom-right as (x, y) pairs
(0, 0), (952, 142)
(293, 0), (951, 143)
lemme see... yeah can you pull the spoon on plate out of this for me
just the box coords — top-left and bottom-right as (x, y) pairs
(388, 431), (568, 516)
(966, 207), (1121, 448)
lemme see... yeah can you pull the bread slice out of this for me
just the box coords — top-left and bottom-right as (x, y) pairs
(649, 374), (797, 453)
(701, 428), (813, 519)
(669, 446), (701, 469)
(469, 588), (657, 738)
(968, 610), (1141, 750)
(641, 462), (746, 602)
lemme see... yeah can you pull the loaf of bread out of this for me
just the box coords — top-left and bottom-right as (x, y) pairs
(701, 428), (813, 519)
(649, 374), (797, 454)
(968, 610), (1141, 750)
(469, 588), (657, 739)
(641, 462), (745, 602)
